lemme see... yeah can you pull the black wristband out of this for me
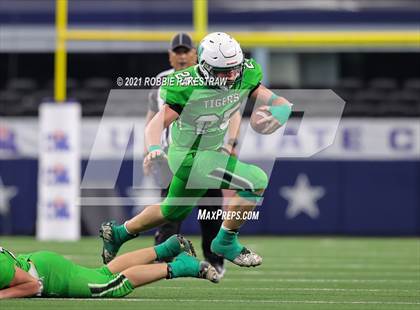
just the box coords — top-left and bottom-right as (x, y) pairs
(166, 264), (173, 279)
(227, 138), (239, 148)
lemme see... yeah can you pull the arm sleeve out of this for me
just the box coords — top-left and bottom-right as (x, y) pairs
(248, 82), (261, 98)
(160, 81), (188, 114)
(165, 103), (183, 115)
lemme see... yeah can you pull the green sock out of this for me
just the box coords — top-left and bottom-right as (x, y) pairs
(167, 253), (199, 278)
(113, 223), (137, 244)
(211, 227), (243, 261)
(154, 235), (182, 261)
(218, 227), (237, 244)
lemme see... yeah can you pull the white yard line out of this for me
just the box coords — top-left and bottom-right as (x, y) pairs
(263, 255), (419, 260)
(225, 270), (419, 277)
(221, 278), (419, 283)
(28, 298), (420, 305)
(140, 286), (420, 293)
(253, 263), (420, 270)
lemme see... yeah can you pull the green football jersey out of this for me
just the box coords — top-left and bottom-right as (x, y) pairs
(0, 249), (133, 298)
(0, 247), (31, 289)
(160, 58), (262, 150)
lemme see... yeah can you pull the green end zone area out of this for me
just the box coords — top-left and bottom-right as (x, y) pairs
(1, 236), (419, 310)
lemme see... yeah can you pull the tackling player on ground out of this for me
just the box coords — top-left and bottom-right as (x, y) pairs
(100, 32), (292, 268)
(0, 235), (218, 299)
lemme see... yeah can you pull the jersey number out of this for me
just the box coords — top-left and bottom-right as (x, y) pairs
(244, 60), (255, 69)
(174, 71), (191, 84)
(194, 105), (239, 134)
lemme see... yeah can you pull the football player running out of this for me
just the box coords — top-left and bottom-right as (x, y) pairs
(100, 32), (292, 269)
(0, 235), (219, 299)
(146, 33), (237, 275)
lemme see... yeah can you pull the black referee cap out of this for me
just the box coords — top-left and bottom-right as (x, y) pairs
(171, 33), (194, 51)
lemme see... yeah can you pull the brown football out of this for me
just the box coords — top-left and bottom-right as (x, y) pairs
(250, 105), (281, 135)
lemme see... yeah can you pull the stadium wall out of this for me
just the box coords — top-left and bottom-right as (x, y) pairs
(0, 117), (419, 235)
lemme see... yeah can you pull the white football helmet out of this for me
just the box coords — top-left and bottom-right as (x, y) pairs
(198, 32), (244, 89)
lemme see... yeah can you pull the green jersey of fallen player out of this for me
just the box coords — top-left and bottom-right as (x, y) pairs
(0, 247), (133, 297)
(0, 247), (31, 289)
(0, 248), (75, 296)
(160, 58), (262, 150)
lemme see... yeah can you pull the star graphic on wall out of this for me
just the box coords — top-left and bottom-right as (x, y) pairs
(279, 173), (325, 219)
(0, 176), (18, 216)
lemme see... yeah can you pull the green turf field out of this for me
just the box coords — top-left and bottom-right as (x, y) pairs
(0, 236), (419, 309)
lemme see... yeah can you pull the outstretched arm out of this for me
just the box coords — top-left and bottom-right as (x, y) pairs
(0, 267), (40, 299)
(144, 104), (179, 150)
(143, 109), (157, 154)
(143, 104), (180, 175)
(143, 86), (160, 154)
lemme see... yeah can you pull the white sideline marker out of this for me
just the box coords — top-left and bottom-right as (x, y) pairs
(139, 286), (420, 293)
(30, 298), (420, 305)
